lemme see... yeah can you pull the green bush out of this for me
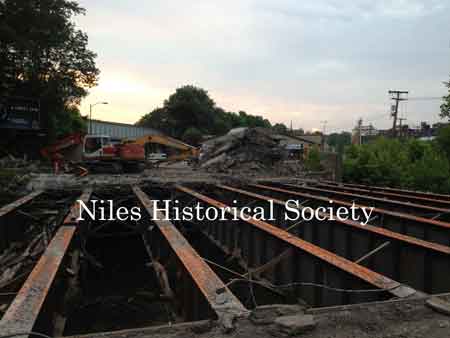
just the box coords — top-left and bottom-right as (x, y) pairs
(305, 146), (322, 171)
(343, 136), (450, 194)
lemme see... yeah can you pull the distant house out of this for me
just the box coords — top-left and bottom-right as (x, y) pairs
(298, 134), (323, 147)
(272, 133), (318, 158)
(291, 132), (331, 151)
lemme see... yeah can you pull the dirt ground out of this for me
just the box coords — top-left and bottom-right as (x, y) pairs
(22, 163), (308, 192)
(64, 294), (450, 338)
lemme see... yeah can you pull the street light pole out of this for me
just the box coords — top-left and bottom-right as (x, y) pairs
(89, 104), (92, 134)
(89, 101), (108, 134)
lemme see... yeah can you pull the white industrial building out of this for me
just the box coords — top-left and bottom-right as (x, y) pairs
(89, 119), (161, 140)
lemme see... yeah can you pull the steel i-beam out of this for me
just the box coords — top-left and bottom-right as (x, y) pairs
(312, 182), (450, 209)
(0, 189), (92, 337)
(0, 191), (44, 218)
(279, 182), (450, 218)
(0, 190), (44, 253)
(132, 186), (248, 327)
(175, 185), (419, 307)
(251, 183), (450, 246)
(213, 184), (450, 294)
(322, 180), (450, 201)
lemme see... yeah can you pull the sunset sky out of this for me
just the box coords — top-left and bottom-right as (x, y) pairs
(75, 0), (450, 132)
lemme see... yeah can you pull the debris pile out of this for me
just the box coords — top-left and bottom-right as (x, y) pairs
(199, 128), (286, 173)
(0, 194), (71, 306)
(1, 156), (28, 169)
(0, 155), (49, 201)
(272, 160), (305, 177)
(0, 233), (47, 293)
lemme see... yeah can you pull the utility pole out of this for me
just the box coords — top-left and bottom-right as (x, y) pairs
(89, 101), (108, 134)
(357, 118), (363, 145)
(320, 120), (328, 151)
(398, 117), (407, 138)
(388, 90), (408, 138)
(320, 120), (328, 135)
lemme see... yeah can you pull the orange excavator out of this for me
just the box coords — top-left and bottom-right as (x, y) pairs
(41, 133), (145, 174)
(41, 133), (199, 174)
(128, 135), (200, 164)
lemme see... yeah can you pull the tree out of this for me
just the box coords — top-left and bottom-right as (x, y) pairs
(237, 111), (271, 128)
(51, 104), (86, 137)
(138, 85), (216, 140)
(137, 85), (275, 142)
(272, 123), (289, 134)
(182, 127), (203, 146)
(435, 125), (450, 160)
(343, 137), (450, 193)
(138, 107), (173, 135)
(327, 132), (351, 154)
(163, 85), (216, 137)
(0, 0), (99, 139)
(440, 78), (450, 120)
(305, 146), (322, 171)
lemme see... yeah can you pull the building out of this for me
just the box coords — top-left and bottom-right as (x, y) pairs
(0, 97), (41, 131)
(356, 121), (450, 144)
(272, 133), (319, 158)
(0, 97), (45, 158)
(88, 119), (161, 140)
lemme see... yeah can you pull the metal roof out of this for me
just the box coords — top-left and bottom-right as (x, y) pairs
(89, 119), (161, 139)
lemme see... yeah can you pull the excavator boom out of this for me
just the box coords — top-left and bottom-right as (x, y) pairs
(130, 134), (199, 162)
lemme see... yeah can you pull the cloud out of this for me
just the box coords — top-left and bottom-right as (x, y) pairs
(260, 1), (448, 21)
(75, 0), (450, 132)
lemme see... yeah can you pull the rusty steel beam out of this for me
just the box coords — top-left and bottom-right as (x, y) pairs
(0, 190), (76, 255)
(214, 184), (450, 294)
(217, 185), (450, 254)
(132, 186), (247, 325)
(251, 183), (450, 246)
(0, 190), (44, 218)
(311, 182), (450, 210)
(0, 189), (92, 336)
(175, 185), (419, 307)
(279, 182), (450, 217)
(323, 180), (450, 201)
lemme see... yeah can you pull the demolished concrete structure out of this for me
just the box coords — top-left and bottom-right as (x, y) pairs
(199, 128), (287, 173)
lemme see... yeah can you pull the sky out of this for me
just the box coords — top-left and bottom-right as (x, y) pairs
(75, 0), (450, 133)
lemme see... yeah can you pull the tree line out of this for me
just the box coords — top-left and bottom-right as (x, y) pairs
(137, 85), (291, 145)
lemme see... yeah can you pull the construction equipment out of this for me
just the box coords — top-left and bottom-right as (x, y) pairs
(129, 135), (199, 164)
(41, 133), (145, 174)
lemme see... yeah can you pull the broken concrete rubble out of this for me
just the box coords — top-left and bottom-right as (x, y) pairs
(0, 154), (45, 171)
(0, 155), (51, 203)
(273, 314), (316, 336)
(249, 304), (307, 325)
(199, 127), (305, 176)
(426, 297), (450, 316)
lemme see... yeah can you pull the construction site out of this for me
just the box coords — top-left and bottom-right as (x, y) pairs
(1, 119), (450, 338)
(2, 1), (450, 336)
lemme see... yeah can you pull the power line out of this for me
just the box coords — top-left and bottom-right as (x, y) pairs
(407, 96), (442, 101)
